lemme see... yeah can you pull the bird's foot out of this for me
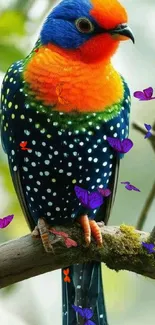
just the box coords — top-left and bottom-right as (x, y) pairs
(77, 215), (103, 247)
(31, 218), (60, 253)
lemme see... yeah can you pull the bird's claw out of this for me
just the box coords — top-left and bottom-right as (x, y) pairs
(31, 218), (60, 253)
(77, 215), (103, 247)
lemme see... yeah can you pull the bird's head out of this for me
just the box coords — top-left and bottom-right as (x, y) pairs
(40, 0), (134, 63)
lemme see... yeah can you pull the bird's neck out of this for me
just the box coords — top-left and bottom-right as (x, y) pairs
(24, 44), (124, 113)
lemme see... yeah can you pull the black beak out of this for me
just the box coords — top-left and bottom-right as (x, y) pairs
(110, 23), (135, 43)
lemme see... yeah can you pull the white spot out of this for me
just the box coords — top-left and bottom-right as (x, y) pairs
(103, 162), (107, 166)
(23, 167), (28, 172)
(45, 160), (50, 165)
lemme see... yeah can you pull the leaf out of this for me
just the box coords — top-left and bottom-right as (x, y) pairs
(0, 44), (25, 72)
(0, 10), (26, 37)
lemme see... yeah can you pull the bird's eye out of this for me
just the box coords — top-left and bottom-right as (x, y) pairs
(75, 17), (94, 34)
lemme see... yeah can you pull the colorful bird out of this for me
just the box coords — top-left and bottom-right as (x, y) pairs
(0, 0), (134, 324)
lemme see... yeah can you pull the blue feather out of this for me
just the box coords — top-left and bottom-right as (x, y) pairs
(40, 0), (99, 48)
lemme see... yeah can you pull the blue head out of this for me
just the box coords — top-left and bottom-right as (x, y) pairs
(40, 0), (97, 48)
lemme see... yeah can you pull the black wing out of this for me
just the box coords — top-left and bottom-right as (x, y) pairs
(96, 77), (131, 224)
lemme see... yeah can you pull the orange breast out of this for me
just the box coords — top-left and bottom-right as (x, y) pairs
(24, 45), (124, 113)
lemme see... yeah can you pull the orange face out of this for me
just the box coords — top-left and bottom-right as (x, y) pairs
(78, 0), (128, 63)
(90, 0), (128, 30)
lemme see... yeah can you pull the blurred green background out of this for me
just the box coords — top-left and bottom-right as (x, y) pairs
(0, 0), (155, 324)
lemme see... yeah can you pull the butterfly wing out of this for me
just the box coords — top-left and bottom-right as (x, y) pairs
(143, 87), (153, 99)
(0, 215), (14, 228)
(72, 305), (84, 317)
(142, 242), (155, 253)
(88, 192), (104, 209)
(107, 137), (122, 152)
(125, 184), (132, 191)
(144, 123), (152, 131)
(82, 308), (93, 319)
(130, 185), (141, 192)
(74, 186), (89, 208)
(63, 268), (70, 276)
(133, 91), (146, 100)
(121, 139), (133, 153)
(144, 132), (152, 139)
(97, 188), (111, 197)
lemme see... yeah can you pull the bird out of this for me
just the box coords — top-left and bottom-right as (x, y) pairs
(0, 0), (134, 324)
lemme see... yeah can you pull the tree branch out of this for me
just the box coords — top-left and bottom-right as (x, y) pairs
(0, 223), (155, 289)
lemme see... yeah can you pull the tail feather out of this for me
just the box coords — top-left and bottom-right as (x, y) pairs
(62, 262), (108, 325)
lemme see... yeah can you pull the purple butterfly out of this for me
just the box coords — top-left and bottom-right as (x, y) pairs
(144, 123), (152, 139)
(0, 215), (14, 229)
(133, 87), (155, 101)
(72, 305), (96, 325)
(142, 242), (155, 254)
(74, 186), (104, 209)
(107, 137), (133, 154)
(121, 181), (140, 192)
(97, 187), (111, 197)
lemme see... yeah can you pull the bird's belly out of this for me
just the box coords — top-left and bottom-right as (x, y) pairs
(7, 111), (115, 226)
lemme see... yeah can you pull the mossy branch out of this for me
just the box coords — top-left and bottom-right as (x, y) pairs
(0, 223), (155, 289)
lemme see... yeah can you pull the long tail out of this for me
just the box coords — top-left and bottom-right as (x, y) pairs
(62, 262), (108, 325)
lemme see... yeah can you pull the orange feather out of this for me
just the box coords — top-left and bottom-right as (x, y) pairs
(24, 45), (124, 113)
(90, 0), (127, 29)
